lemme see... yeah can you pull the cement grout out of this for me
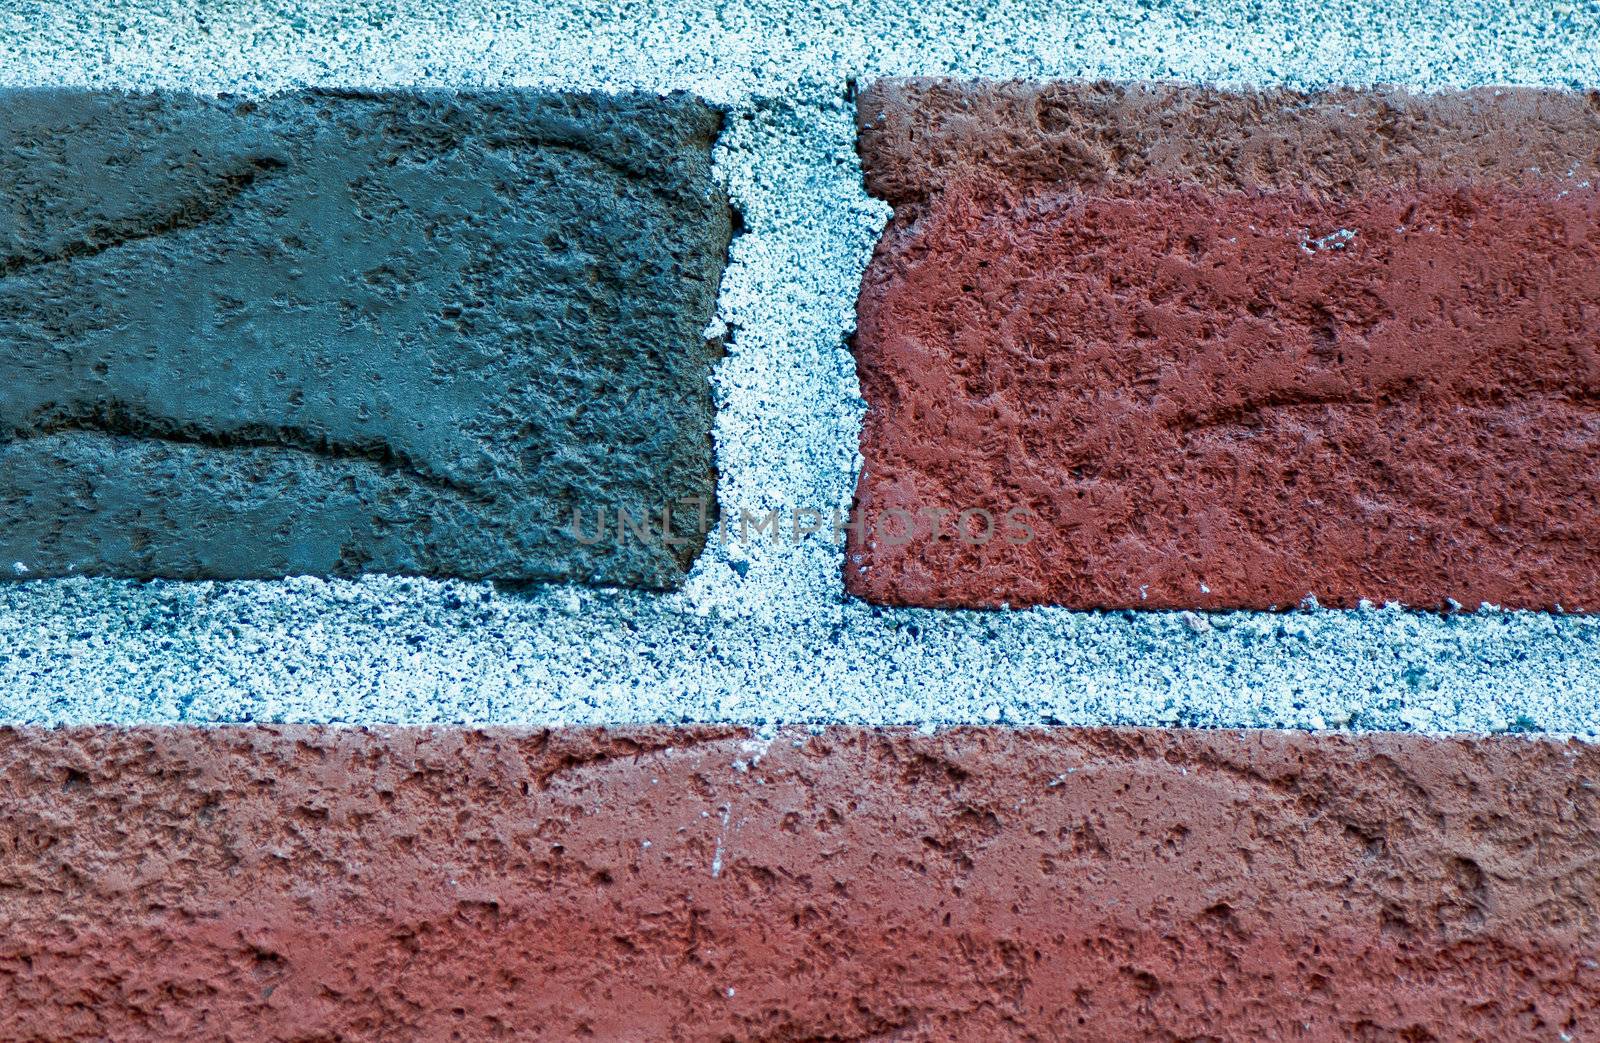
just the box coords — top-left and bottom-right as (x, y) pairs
(1, 0), (1598, 733)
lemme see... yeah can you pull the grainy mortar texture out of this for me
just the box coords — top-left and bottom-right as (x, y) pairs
(3, 725), (1597, 1040)
(850, 81), (1600, 611)
(1, 1), (1599, 731)
(0, 88), (729, 586)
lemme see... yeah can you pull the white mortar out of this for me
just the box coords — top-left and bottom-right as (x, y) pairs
(2, 0), (1599, 733)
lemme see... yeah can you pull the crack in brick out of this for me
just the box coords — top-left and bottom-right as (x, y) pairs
(0, 156), (287, 279)
(6, 399), (491, 501)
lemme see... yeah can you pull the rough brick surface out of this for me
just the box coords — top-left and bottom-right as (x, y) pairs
(1, 726), (1596, 1040)
(0, 89), (730, 585)
(858, 79), (1600, 209)
(850, 80), (1600, 610)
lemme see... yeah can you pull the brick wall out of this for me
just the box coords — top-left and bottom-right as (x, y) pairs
(2, 12), (1599, 1039)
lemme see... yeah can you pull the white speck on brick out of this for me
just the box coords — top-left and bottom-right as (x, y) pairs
(711, 806), (731, 877)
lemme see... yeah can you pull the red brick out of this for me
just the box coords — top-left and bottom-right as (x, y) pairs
(2, 725), (1598, 1040)
(857, 80), (1600, 206)
(849, 80), (1600, 610)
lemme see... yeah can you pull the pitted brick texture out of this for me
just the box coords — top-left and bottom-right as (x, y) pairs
(850, 80), (1600, 610)
(0, 89), (730, 585)
(857, 79), (1600, 209)
(2, 725), (1597, 1040)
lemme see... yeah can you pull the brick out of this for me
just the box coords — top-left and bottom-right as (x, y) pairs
(857, 79), (1600, 206)
(850, 80), (1600, 609)
(0, 90), (731, 585)
(2, 725), (1596, 1040)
